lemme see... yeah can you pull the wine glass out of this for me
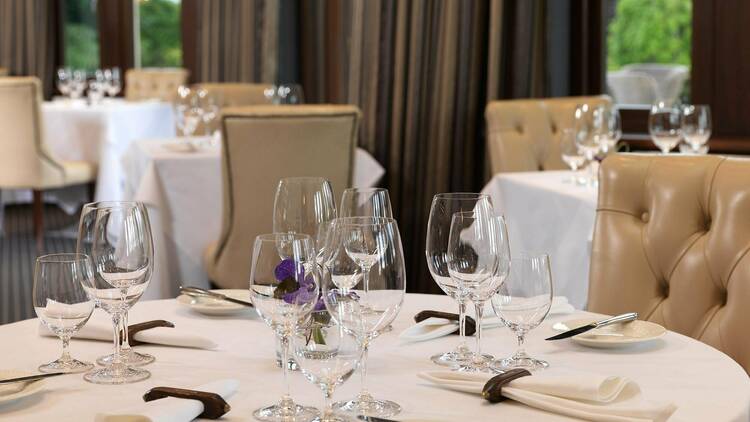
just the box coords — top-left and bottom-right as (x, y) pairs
(197, 89), (220, 136)
(278, 84), (305, 104)
(681, 105), (711, 154)
(292, 309), (362, 422)
(33, 253), (96, 373)
(174, 86), (201, 137)
(491, 253), (553, 371)
(77, 201), (154, 384)
(425, 193), (494, 367)
(104, 68), (122, 97)
(324, 217), (406, 417)
(649, 102), (682, 154)
(574, 104), (601, 186)
(595, 105), (621, 155)
(339, 188), (393, 218)
(447, 213), (510, 372)
(70, 70), (87, 100)
(249, 233), (320, 421)
(560, 128), (585, 184)
(56, 68), (72, 98)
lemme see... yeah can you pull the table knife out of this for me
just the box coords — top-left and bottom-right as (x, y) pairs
(0, 372), (65, 385)
(180, 286), (254, 307)
(357, 416), (399, 422)
(545, 312), (638, 340)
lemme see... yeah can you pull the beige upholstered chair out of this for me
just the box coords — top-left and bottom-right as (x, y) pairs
(0, 77), (96, 248)
(589, 154), (750, 373)
(204, 105), (361, 288)
(125, 68), (188, 101)
(0, 68), (8, 77)
(192, 83), (274, 107)
(485, 95), (612, 174)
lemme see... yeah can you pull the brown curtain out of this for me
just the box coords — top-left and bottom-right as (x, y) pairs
(0, 0), (60, 98)
(182, 0), (278, 84)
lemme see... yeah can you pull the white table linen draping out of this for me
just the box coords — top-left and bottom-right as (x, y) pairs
(121, 138), (386, 300)
(481, 171), (597, 309)
(2, 294), (748, 421)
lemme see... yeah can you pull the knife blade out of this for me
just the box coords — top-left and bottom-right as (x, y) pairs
(545, 312), (638, 340)
(0, 372), (65, 385)
(180, 286), (254, 307)
(357, 416), (399, 422)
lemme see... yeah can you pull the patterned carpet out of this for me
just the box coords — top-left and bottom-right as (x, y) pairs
(0, 204), (80, 325)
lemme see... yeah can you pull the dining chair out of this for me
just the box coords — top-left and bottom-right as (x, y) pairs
(125, 68), (189, 101)
(0, 77), (96, 249)
(484, 95), (612, 174)
(191, 83), (274, 107)
(589, 154), (750, 373)
(0, 67), (8, 77)
(203, 104), (361, 289)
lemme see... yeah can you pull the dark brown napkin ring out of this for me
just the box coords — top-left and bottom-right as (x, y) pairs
(120, 320), (175, 346)
(482, 368), (532, 403)
(413, 310), (477, 336)
(143, 386), (230, 419)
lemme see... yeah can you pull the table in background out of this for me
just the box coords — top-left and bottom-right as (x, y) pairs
(1, 293), (747, 421)
(121, 138), (386, 299)
(482, 171), (597, 309)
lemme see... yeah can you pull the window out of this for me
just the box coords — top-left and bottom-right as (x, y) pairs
(604, 0), (692, 107)
(63, 0), (100, 71)
(135, 0), (182, 68)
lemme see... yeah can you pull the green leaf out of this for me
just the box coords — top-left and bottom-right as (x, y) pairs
(273, 278), (299, 299)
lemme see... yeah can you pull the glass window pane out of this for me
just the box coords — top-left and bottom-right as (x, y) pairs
(136, 0), (182, 68)
(63, 0), (100, 71)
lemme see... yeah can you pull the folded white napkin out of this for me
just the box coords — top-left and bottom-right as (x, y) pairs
(399, 296), (575, 343)
(95, 379), (239, 422)
(418, 371), (676, 422)
(38, 310), (217, 350)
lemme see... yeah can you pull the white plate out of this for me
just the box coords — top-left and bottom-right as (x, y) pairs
(0, 370), (46, 405)
(176, 289), (255, 316)
(554, 318), (666, 348)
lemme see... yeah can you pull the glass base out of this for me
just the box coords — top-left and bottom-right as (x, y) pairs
(83, 364), (151, 385)
(39, 358), (93, 374)
(315, 411), (355, 422)
(455, 353), (496, 373)
(253, 397), (319, 422)
(334, 392), (401, 418)
(429, 342), (475, 367)
(97, 349), (155, 367)
(491, 353), (549, 372)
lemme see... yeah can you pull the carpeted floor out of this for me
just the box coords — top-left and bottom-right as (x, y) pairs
(0, 204), (80, 325)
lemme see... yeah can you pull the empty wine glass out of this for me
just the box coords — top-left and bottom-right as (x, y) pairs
(681, 105), (711, 154)
(649, 102), (682, 154)
(78, 202), (154, 384)
(447, 213), (510, 372)
(33, 253), (96, 373)
(197, 89), (220, 136)
(56, 68), (72, 98)
(249, 233), (320, 421)
(560, 128), (585, 184)
(491, 253), (553, 371)
(595, 105), (621, 154)
(292, 309), (362, 422)
(574, 104), (602, 186)
(278, 84), (305, 104)
(104, 68), (122, 97)
(425, 193), (495, 368)
(70, 70), (87, 100)
(339, 188), (393, 218)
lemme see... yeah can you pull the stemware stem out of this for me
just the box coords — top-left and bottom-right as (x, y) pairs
(322, 384), (335, 421)
(111, 313), (123, 367)
(358, 341), (370, 397)
(121, 311), (131, 353)
(60, 335), (72, 363)
(473, 301), (484, 362)
(279, 335), (292, 401)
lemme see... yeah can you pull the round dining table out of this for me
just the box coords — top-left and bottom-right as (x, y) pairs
(1, 293), (748, 421)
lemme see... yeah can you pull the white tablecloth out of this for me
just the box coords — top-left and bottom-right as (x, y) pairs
(1, 294), (747, 421)
(121, 138), (386, 299)
(482, 171), (597, 310)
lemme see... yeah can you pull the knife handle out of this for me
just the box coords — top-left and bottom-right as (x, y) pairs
(595, 312), (638, 328)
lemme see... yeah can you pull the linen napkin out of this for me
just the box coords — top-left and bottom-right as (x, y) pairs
(38, 310), (217, 350)
(95, 379), (239, 422)
(399, 296), (575, 343)
(418, 371), (676, 422)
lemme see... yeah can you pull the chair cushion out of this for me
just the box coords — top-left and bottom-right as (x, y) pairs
(60, 161), (96, 186)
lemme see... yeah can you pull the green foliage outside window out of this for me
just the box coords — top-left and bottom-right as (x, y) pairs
(63, 0), (99, 71)
(607, 0), (692, 71)
(139, 0), (182, 67)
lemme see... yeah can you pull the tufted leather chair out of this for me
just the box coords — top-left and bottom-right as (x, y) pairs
(589, 154), (750, 373)
(485, 95), (611, 174)
(125, 68), (188, 101)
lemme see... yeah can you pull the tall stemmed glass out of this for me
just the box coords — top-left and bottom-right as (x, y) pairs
(425, 193), (495, 367)
(649, 102), (682, 154)
(56, 68), (72, 98)
(491, 253), (553, 371)
(324, 217), (406, 417)
(33, 253), (96, 373)
(273, 177), (338, 245)
(595, 105), (622, 155)
(339, 188), (393, 218)
(560, 129), (585, 184)
(249, 233), (320, 421)
(681, 105), (711, 154)
(574, 104), (601, 186)
(447, 213), (510, 372)
(78, 202), (154, 384)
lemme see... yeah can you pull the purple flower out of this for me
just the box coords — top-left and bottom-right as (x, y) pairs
(283, 284), (317, 304)
(275, 258), (299, 281)
(313, 297), (326, 311)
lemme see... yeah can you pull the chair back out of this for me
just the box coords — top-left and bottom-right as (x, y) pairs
(485, 95), (611, 174)
(125, 68), (188, 101)
(589, 154), (750, 373)
(0, 67), (8, 77)
(192, 83), (274, 107)
(207, 104), (360, 288)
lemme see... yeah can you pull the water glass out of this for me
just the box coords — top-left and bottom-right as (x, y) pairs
(649, 102), (682, 154)
(560, 128), (586, 184)
(681, 105), (711, 154)
(574, 104), (602, 186)
(339, 188), (393, 218)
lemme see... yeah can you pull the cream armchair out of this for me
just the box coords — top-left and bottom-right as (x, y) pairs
(0, 77), (96, 248)
(191, 83), (274, 107)
(589, 154), (750, 373)
(204, 105), (361, 288)
(484, 95), (611, 174)
(125, 68), (188, 101)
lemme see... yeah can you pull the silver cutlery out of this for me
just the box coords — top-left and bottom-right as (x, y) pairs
(179, 286), (254, 307)
(545, 312), (638, 340)
(0, 372), (65, 385)
(357, 416), (399, 422)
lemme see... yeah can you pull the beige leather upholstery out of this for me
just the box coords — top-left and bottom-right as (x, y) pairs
(0, 68), (8, 77)
(125, 68), (188, 101)
(485, 96), (611, 173)
(192, 83), (274, 107)
(589, 154), (750, 373)
(0, 77), (95, 189)
(204, 105), (361, 288)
